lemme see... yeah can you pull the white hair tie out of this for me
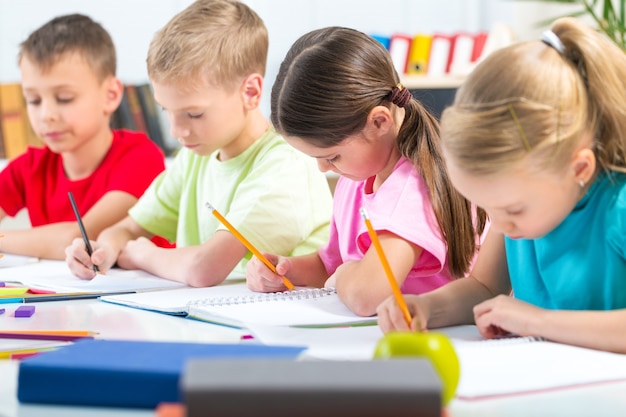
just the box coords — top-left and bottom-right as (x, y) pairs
(541, 30), (565, 54)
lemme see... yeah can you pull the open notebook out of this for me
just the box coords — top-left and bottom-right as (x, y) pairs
(453, 335), (626, 399)
(4, 260), (186, 293)
(101, 282), (377, 328)
(247, 324), (626, 399)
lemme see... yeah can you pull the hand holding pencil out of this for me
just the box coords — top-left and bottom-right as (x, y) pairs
(205, 202), (295, 290)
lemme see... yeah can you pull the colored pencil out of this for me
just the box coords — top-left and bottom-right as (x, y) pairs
(205, 202), (295, 290)
(68, 191), (99, 273)
(0, 330), (97, 341)
(359, 207), (413, 327)
(0, 290), (136, 304)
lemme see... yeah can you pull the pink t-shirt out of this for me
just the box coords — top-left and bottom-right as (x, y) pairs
(318, 157), (454, 294)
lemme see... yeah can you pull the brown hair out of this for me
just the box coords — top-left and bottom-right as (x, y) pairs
(441, 17), (626, 176)
(19, 14), (116, 81)
(147, 0), (268, 90)
(271, 27), (487, 278)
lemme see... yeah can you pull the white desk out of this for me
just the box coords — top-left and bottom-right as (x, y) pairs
(2, 298), (626, 417)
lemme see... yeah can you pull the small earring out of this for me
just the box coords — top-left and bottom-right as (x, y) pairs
(579, 179), (585, 188)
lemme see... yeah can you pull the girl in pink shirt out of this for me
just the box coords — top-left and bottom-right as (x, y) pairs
(246, 27), (487, 317)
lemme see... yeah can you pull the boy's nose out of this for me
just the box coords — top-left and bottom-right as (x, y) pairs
(40, 101), (59, 122)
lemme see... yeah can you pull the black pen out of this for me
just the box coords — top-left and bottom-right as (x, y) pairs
(68, 191), (99, 273)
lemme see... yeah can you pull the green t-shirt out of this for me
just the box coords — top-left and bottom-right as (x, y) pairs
(129, 128), (332, 277)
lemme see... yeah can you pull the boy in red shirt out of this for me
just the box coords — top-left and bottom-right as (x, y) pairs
(0, 14), (166, 259)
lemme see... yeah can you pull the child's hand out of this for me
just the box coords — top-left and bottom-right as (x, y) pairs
(473, 295), (544, 339)
(116, 237), (156, 270)
(65, 238), (115, 279)
(246, 253), (290, 292)
(377, 294), (427, 333)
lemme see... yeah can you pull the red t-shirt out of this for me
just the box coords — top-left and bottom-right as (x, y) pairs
(0, 129), (165, 226)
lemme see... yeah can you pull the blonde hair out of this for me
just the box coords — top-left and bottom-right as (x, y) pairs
(441, 17), (626, 176)
(147, 0), (268, 89)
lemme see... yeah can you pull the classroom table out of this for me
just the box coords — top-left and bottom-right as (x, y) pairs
(2, 275), (626, 417)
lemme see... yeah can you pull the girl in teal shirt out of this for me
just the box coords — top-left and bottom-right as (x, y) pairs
(377, 17), (626, 353)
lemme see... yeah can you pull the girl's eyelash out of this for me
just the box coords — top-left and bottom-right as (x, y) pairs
(326, 155), (339, 163)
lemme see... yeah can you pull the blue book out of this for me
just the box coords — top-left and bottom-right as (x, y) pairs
(17, 339), (305, 409)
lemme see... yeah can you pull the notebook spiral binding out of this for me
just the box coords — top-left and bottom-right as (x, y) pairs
(186, 287), (337, 308)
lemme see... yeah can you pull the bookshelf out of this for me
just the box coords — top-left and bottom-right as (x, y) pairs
(401, 75), (464, 120)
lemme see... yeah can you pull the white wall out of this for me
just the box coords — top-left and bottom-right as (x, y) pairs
(0, 0), (581, 117)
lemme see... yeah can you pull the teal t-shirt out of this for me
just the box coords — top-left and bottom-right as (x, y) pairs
(129, 127), (332, 277)
(506, 171), (626, 310)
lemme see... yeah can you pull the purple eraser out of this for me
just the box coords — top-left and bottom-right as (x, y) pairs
(0, 308), (5, 315)
(15, 305), (35, 318)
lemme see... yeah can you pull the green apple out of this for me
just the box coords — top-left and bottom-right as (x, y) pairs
(373, 331), (460, 405)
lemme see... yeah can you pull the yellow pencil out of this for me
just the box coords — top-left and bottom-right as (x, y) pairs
(359, 207), (413, 327)
(205, 202), (295, 290)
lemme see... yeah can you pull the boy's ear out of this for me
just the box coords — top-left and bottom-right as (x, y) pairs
(240, 73), (263, 110)
(103, 76), (124, 115)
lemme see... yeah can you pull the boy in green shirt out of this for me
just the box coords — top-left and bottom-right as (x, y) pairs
(65, 0), (332, 286)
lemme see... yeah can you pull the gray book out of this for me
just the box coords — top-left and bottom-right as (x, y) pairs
(182, 358), (441, 417)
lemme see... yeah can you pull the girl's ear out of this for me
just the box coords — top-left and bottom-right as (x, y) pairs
(240, 73), (263, 110)
(571, 146), (596, 186)
(103, 76), (124, 116)
(365, 105), (394, 135)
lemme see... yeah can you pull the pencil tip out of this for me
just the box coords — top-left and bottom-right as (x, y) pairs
(205, 202), (215, 212)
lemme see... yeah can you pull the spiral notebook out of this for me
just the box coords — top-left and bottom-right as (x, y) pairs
(452, 335), (626, 399)
(101, 282), (377, 328)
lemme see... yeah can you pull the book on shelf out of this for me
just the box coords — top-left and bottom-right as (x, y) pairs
(135, 83), (169, 154)
(123, 84), (149, 135)
(111, 83), (174, 155)
(0, 83), (30, 159)
(101, 282), (377, 328)
(17, 339), (306, 409)
(426, 33), (455, 77)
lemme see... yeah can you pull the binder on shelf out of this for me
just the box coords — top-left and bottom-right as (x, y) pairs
(426, 33), (454, 77)
(406, 33), (433, 76)
(471, 31), (489, 62)
(389, 33), (413, 74)
(448, 32), (476, 76)
(370, 34), (391, 50)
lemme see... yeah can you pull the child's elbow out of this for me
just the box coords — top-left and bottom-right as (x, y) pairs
(180, 264), (225, 288)
(342, 294), (379, 317)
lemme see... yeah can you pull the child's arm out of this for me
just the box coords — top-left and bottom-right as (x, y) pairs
(246, 252), (329, 292)
(330, 231), (421, 317)
(1, 191), (138, 260)
(377, 229), (511, 330)
(474, 296), (626, 353)
(114, 230), (248, 287)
